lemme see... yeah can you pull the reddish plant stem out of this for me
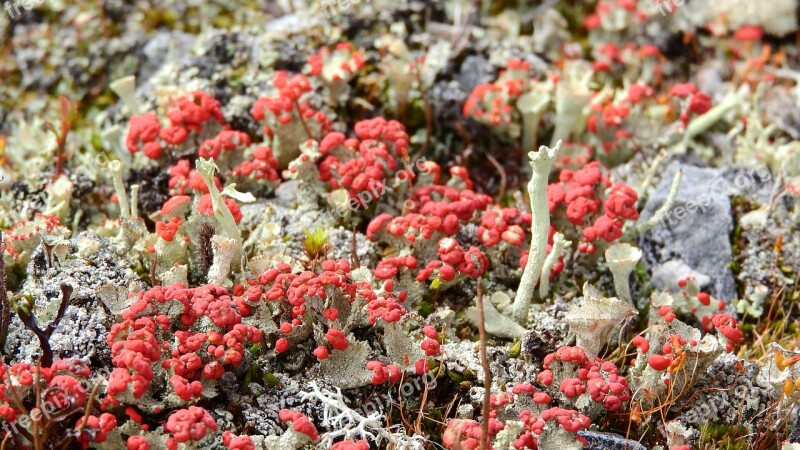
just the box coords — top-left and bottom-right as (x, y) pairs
(293, 99), (313, 139)
(0, 233), (10, 355)
(476, 280), (492, 450)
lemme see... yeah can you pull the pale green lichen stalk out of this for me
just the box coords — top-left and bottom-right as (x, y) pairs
(508, 140), (561, 324)
(517, 87), (551, 152)
(538, 232), (570, 299)
(196, 158), (242, 242)
(625, 169), (682, 239)
(605, 243), (642, 304)
(109, 160), (131, 219)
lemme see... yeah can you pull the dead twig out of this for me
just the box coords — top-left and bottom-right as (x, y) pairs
(350, 228), (360, 269)
(16, 284), (73, 367)
(293, 99), (313, 139)
(0, 233), (10, 355)
(485, 153), (507, 199)
(475, 280), (492, 450)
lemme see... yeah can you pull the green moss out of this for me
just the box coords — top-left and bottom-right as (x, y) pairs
(698, 423), (749, 449)
(302, 226), (330, 260)
(417, 300), (434, 318)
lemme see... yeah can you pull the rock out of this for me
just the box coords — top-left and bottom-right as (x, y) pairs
(639, 162), (737, 301)
(651, 259), (712, 292)
(722, 166), (774, 204)
(458, 56), (496, 94)
(578, 431), (648, 450)
(675, 353), (769, 427)
(137, 30), (196, 83)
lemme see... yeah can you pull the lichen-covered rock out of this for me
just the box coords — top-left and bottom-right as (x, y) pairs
(675, 353), (769, 427)
(7, 232), (142, 362)
(639, 162), (737, 300)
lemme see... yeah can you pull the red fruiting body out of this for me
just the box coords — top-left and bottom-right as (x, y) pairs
(222, 431), (256, 450)
(127, 92), (225, 161)
(279, 409), (319, 441)
(312, 346), (330, 360)
(275, 338), (289, 353)
(366, 360), (402, 385)
(463, 59), (530, 127)
(658, 305), (676, 322)
(331, 440), (370, 450)
(164, 406), (218, 448)
(421, 338), (441, 356)
(631, 336), (650, 353)
(712, 314), (744, 351)
(546, 161), (637, 253)
(75, 413), (117, 448)
(326, 328), (349, 351)
(647, 354), (673, 371)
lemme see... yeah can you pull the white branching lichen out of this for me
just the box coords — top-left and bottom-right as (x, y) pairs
(299, 381), (427, 449)
(517, 86), (551, 152)
(207, 235), (239, 286)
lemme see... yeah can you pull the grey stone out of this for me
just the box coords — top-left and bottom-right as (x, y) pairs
(138, 30), (196, 84)
(639, 162), (737, 300)
(721, 166), (774, 205)
(651, 259), (711, 293)
(676, 353), (769, 427)
(578, 431), (648, 450)
(458, 56), (496, 94)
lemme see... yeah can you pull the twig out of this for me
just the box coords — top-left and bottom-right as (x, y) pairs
(415, 330), (446, 434)
(16, 284), (73, 367)
(150, 252), (159, 287)
(0, 233), (10, 355)
(475, 280), (492, 450)
(293, 99), (313, 139)
(350, 228), (360, 269)
(485, 153), (507, 199)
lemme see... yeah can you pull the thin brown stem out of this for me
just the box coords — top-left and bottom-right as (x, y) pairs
(293, 99), (313, 139)
(16, 285), (72, 367)
(33, 359), (41, 450)
(350, 228), (360, 269)
(150, 252), (160, 287)
(475, 280), (491, 450)
(485, 153), (507, 199)
(415, 329), (445, 433)
(0, 234), (10, 355)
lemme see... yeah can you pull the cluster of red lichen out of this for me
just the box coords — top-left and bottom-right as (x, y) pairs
(462, 59), (531, 129)
(316, 117), (410, 204)
(0, 359), (117, 449)
(546, 161), (639, 254)
(443, 346), (627, 449)
(100, 254), (410, 447)
(106, 283), (263, 407)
